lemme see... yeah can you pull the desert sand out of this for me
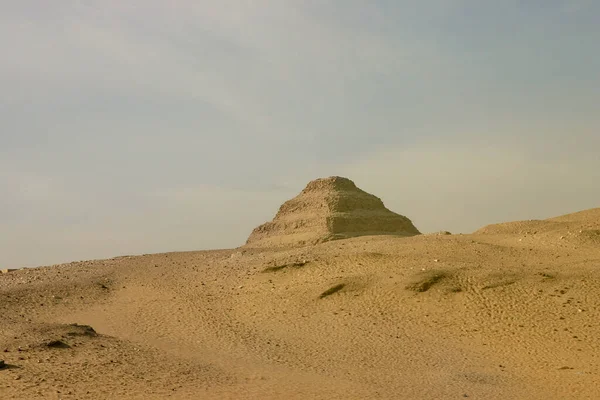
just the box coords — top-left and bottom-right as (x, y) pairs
(2, 177), (600, 399)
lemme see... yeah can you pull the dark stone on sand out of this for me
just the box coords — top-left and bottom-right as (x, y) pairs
(46, 340), (70, 349)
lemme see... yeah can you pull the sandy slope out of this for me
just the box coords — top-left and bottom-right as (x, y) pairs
(2, 209), (600, 399)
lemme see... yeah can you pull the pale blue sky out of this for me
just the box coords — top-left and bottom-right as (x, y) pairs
(1, 1), (599, 268)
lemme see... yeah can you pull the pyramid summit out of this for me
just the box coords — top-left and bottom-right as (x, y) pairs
(246, 176), (420, 247)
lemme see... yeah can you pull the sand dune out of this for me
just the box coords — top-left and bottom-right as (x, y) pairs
(2, 181), (600, 399)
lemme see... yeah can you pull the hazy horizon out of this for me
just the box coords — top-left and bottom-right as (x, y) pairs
(2, 1), (599, 268)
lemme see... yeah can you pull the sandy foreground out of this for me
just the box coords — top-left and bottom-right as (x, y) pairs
(2, 209), (600, 399)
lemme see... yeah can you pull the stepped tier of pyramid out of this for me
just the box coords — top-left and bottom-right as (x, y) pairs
(246, 176), (420, 247)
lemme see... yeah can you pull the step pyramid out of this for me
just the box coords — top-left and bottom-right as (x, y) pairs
(246, 176), (420, 247)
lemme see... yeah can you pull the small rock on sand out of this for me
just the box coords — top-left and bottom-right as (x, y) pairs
(1, 269), (17, 274)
